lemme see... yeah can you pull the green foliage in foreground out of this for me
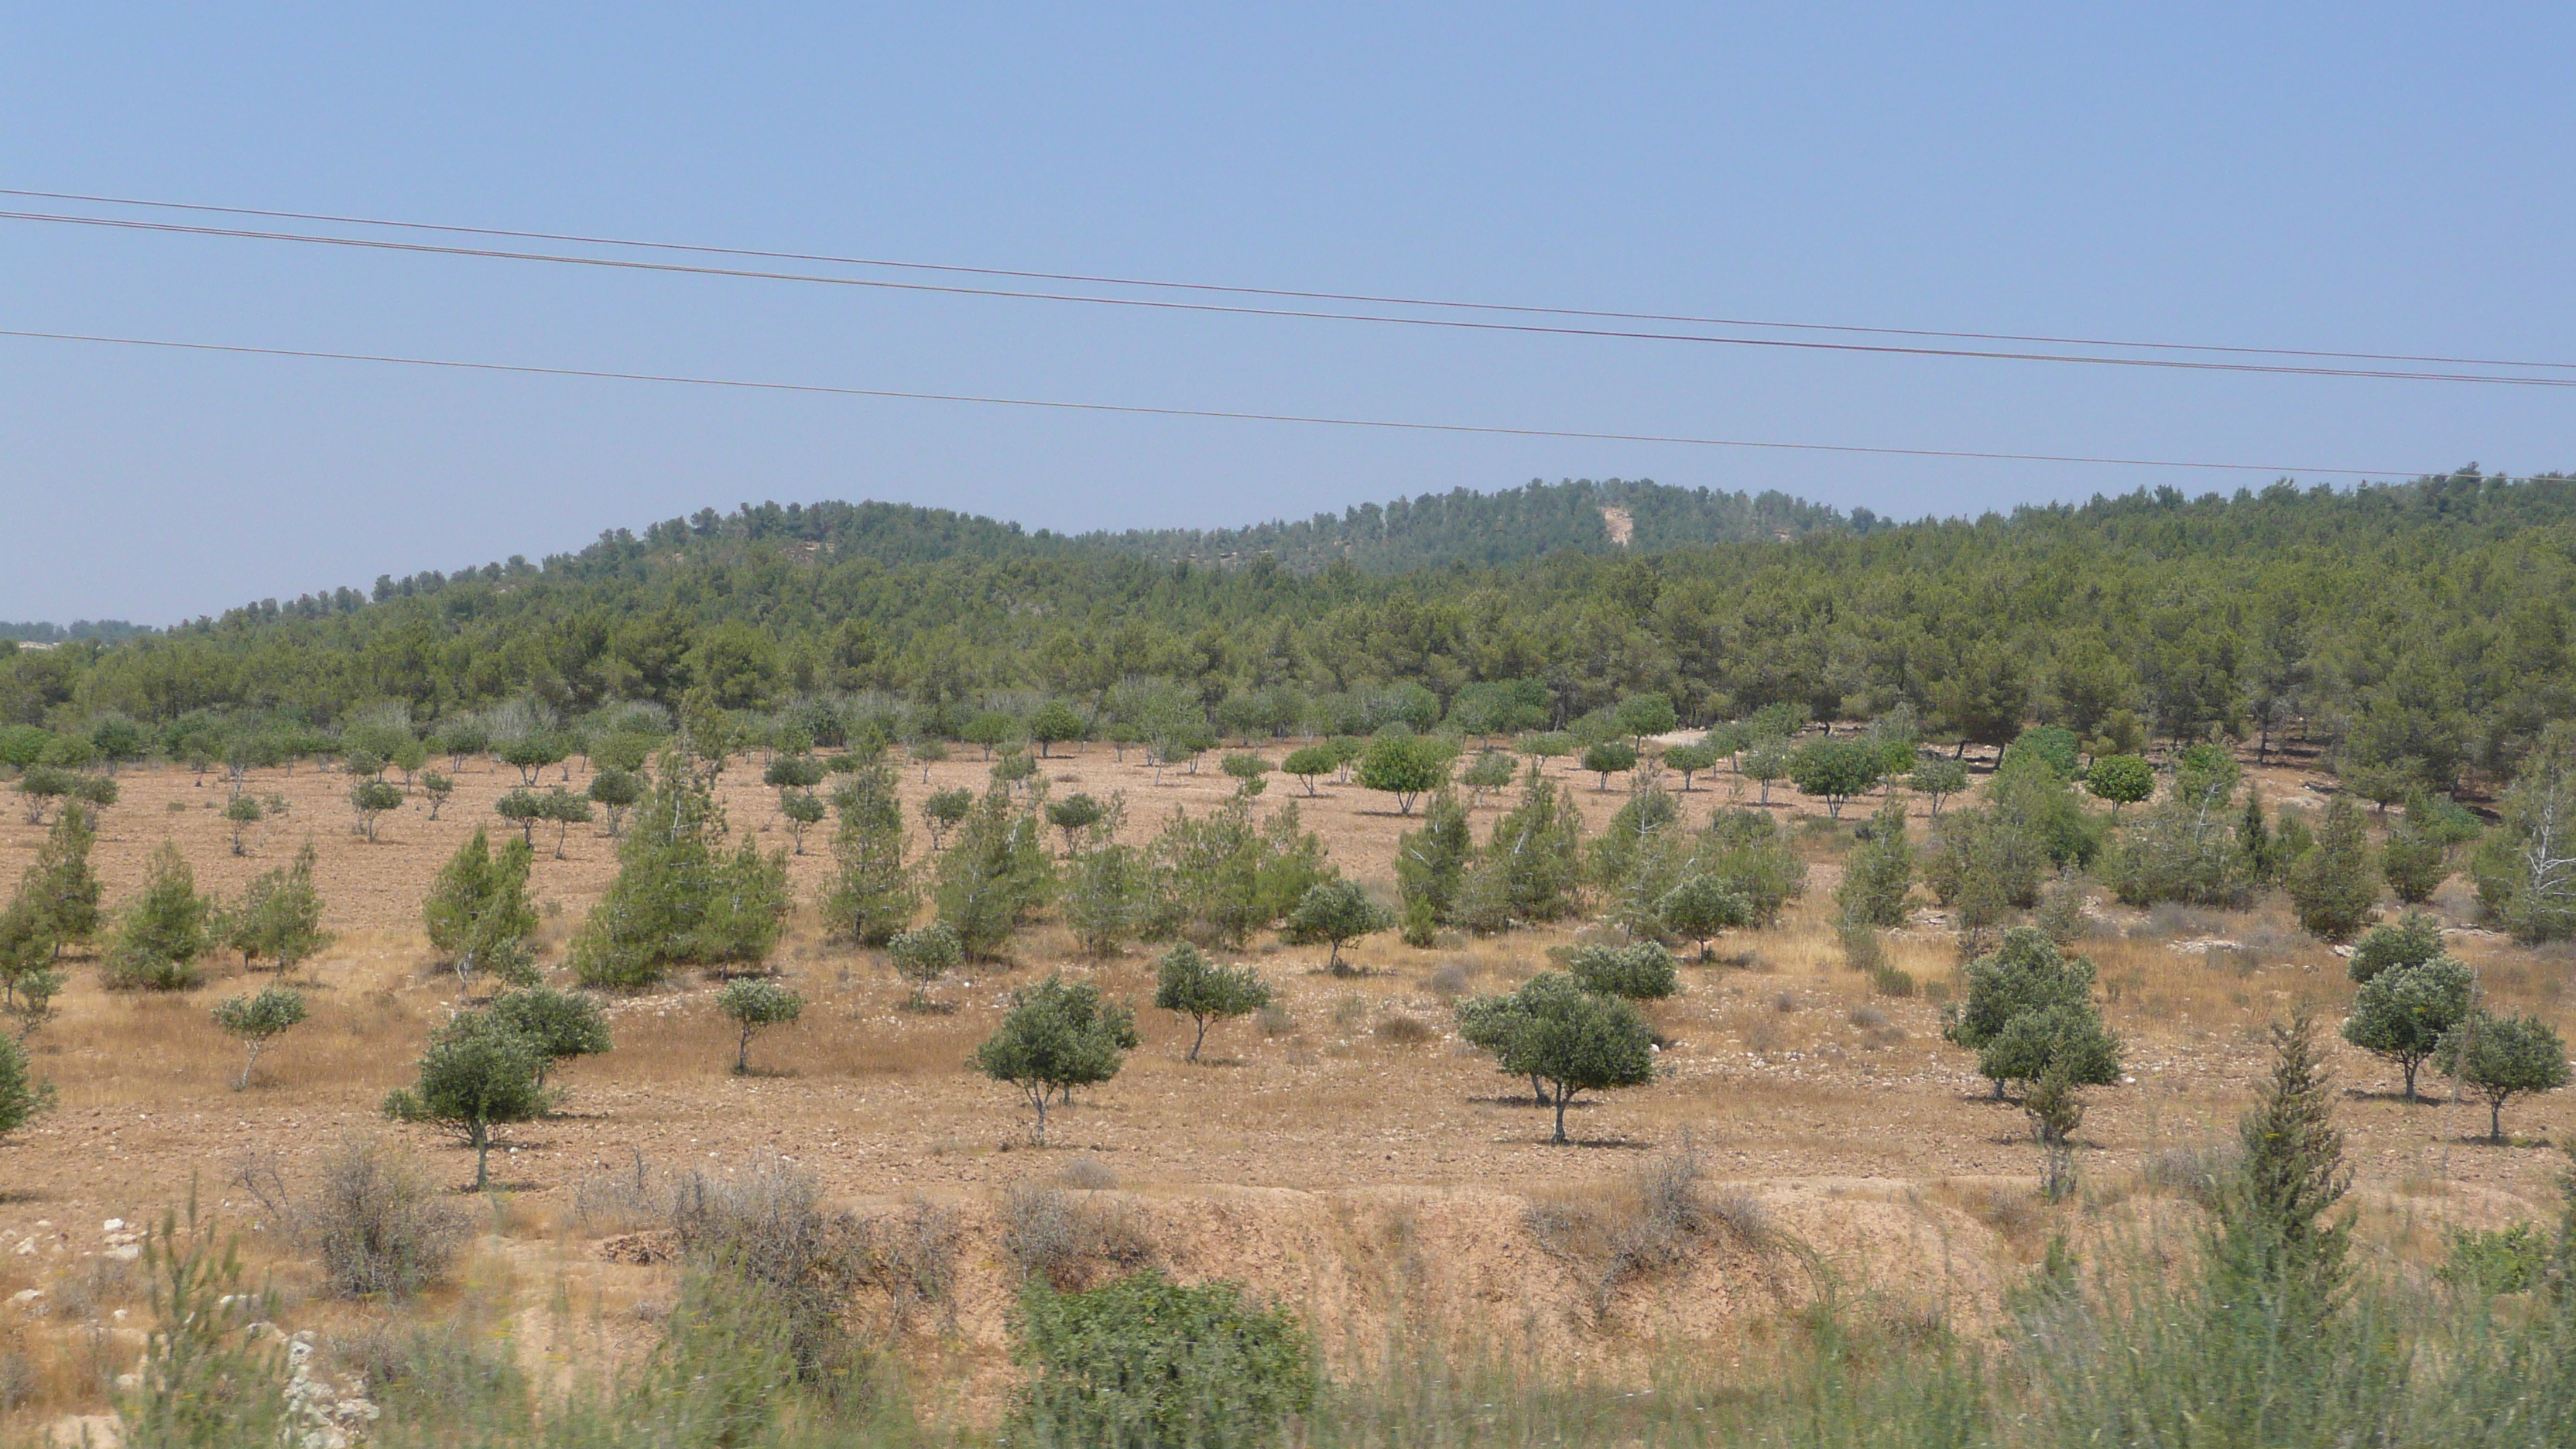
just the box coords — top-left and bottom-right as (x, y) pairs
(1012, 1272), (1317, 1448)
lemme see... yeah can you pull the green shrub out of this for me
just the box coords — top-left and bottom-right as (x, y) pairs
(2438, 1222), (2550, 1296)
(1012, 1271), (1317, 1449)
(1566, 940), (1680, 1000)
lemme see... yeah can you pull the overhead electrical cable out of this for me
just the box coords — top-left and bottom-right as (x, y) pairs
(8, 209), (2575, 389)
(0, 325), (2448, 480)
(9, 184), (2572, 375)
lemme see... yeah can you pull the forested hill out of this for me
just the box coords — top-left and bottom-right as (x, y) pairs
(6, 469), (2576, 796)
(1081, 478), (1863, 572)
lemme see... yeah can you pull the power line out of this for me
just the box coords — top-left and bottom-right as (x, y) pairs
(12, 184), (2571, 375)
(0, 325), (2447, 479)
(12, 211), (2576, 391)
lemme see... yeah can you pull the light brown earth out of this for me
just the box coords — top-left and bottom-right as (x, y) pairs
(0, 738), (2568, 1423)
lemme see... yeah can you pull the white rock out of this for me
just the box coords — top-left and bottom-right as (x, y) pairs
(101, 1218), (124, 1233)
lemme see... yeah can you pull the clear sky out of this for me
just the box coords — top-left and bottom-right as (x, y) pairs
(5, 5), (2571, 624)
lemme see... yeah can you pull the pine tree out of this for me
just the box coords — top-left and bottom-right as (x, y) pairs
(933, 782), (1054, 960)
(18, 804), (101, 957)
(1836, 797), (1915, 927)
(103, 841), (211, 991)
(2287, 796), (2379, 940)
(1393, 788), (1471, 944)
(423, 828), (540, 992)
(822, 755), (916, 946)
(570, 755), (790, 988)
(2209, 1010), (2351, 1310)
(225, 843), (332, 975)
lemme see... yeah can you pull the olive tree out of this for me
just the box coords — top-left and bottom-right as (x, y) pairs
(1028, 701), (1087, 758)
(224, 793), (263, 855)
(484, 986), (612, 1084)
(972, 975), (1132, 1142)
(580, 767), (636, 837)
(383, 1012), (551, 1190)
(1662, 742), (1720, 792)
(1789, 738), (1882, 819)
(1153, 944), (1273, 1061)
(716, 979), (804, 1075)
(779, 789), (825, 855)
(1282, 879), (1393, 975)
(1220, 753), (1273, 796)
(211, 985), (309, 1090)
(2339, 954), (2472, 1104)
(2085, 755), (2155, 814)
(1941, 929), (2099, 1099)
(1459, 972), (1656, 1144)
(1358, 735), (1449, 815)
(1281, 745), (1334, 796)
(1657, 875), (1749, 960)
(2437, 1012), (2574, 1144)
(1460, 748), (1518, 806)
(888, 924), (961, 1009)
(1046, 793), (1107, 852)
(921, 787), (974, 850)
(1908, 756), (1969, 817)
(1578, 740), (1638, 792)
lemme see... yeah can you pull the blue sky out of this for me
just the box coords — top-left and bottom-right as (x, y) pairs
(5, 5), (2572, 622)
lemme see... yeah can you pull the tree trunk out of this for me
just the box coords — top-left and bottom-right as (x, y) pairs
(735, 1026), (752, 1074)
(2402, 1060), (2418, 1105)
(1992, 1077), (2006, 1101)
(2492, 1098), (2505, 1145)
(1190, 1018), (1208, 1062)
(471, 1122), (492, 1191)
(1551, 1086), (1570, 1144)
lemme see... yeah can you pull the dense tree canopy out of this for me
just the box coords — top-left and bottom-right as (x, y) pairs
(4, 473), (2574, 808)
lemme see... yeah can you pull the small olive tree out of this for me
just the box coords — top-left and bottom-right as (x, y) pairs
(889, 924), (962, 1009)
(1282, 879), (1394, 975)
(349, 778), (404, 841)
(211, 985), (309, 1090)
(383, 1012), (551, 1190)
(1459, 972), (1656, 1144)
(2437, 1012), (2574, 1144)
(1152, 944), (1273, 1062)
(2339, 955), (2472, 1104)
(972, 975), (1131, 1142)
(1657, 875), (1749, 960)
(716, 979), (805, 1074)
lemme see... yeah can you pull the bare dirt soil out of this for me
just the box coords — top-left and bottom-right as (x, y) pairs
(1, 741), (2568, 1423)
